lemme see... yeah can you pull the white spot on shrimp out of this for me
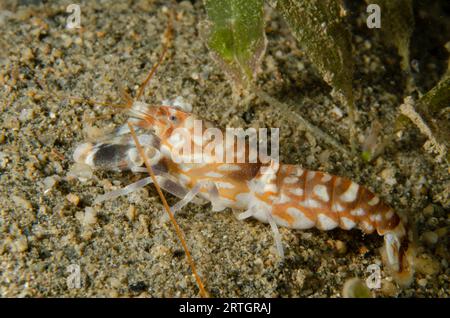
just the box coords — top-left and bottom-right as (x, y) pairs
(317, 213), (338, 230)
(248, 178), (277, 194)
(332, 203), (345, 212)
(264, 184), (277, 193)
(306, 171), (316, 181)
(215, 181), (235, 189)
(368, 196), (380, 206)
(289, 188), (304, 196)
(284, 177), (298, 184)
(361, 221), (374, 232)
(205, 171), (224, 178)
(340, 217), (356, 229)
(370, 213), (382, 222)
(385, 210), (394, 219)
(295, 168), (304, 176)
(168, 133), (184, 148)
(299, 199), (321, 208)
(350, 208), (366, 216)
(340, 182), (359, 202)
(321, 174), (332, 183)
(287, 207), (315, 229)
(274, 193), (291, 204)
(313, 184), (329, 202)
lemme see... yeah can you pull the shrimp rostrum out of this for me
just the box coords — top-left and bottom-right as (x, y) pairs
(73, 96), (416, 287)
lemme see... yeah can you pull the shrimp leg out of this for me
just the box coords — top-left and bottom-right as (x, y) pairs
(169, 181), (221, 215)
(236, 205), (285, 259)
(94, 167), (191, 204)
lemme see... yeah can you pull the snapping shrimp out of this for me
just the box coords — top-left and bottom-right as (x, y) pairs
(73, 97), (415, 286)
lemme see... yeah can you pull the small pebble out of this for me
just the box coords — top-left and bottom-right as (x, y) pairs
(66, 193), (80, 206)
(20, 47), (34, 62)
(295, 269), (306, 289)
(415, 256), (441, 276)
(342, 278), (372, 298)
(190, 72), (199, 80)
(53, 203), (66, 217)
(423, 204), (434, 216)
(100, 179), (113, 190)
(435, 227), (448, 238)
(43, 175), (59, 194)
(421, 231), (438, 245)
(83, 207), (97, 226)
(330, 106), (344, 119)
(427, 217), (439, 227)
(418, 278), (427, 287)
(363, 40), (372, 50)
(68, 163), (93, 182)
(19, 108), (34, 122)
(380, 168), (397, 186)
(126, 205), (136, 222)
(12, 195), (32, 210)
(109, 277), (121, 289)
(80, 229), (93, 241)
(335, 240), (347, 255)
(13, 236), (28, 253)
(60, 34), (73, 48)
(380, 279), (397, 297)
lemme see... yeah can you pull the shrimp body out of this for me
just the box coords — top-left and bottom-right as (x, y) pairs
(74, 101), (415, 286)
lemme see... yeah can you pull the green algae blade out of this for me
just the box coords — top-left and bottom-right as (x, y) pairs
(203, 0), (267, 91)
(366, 0), (414, 71)
(418, 72), (450, 161)
(274, 0), (355, 146)
(418, 72), (450, 114)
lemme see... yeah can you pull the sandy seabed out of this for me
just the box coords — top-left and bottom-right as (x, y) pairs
(0, 0), (449, 297)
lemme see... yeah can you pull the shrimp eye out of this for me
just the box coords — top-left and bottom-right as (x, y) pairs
(169, 115), (177, 122)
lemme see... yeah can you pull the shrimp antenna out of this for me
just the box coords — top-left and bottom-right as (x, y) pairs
(115, 76), (134, 109)
(135, 11), (174, 100)
(67, 96), (129, 109)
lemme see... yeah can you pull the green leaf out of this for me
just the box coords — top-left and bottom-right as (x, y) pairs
(417, 72), (450, 161)
(361, 150), (372, 163)
(274, 0), (353, 104)
(274, 0), (355, 147)
(418, 72), (450, 114)
(366, 0), (414, 71)
(342, 278), (373, 298)
(203, 0), (267, 90)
